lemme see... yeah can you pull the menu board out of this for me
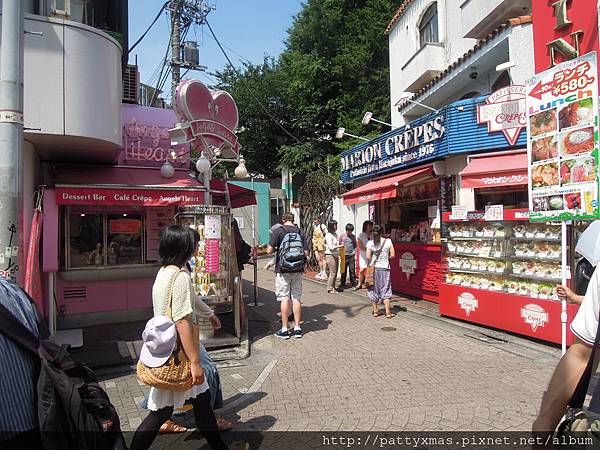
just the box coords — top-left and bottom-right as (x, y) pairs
(145, 207), (175, 261)
(526, 52), (600, 221)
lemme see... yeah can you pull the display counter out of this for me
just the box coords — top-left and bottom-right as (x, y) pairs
(390, 241), (443, 302)
(439, 208), (579, 345)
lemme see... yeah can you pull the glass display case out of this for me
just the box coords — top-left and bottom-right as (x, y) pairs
(177, 205), (232, 314)
(444, 219), (562, 300)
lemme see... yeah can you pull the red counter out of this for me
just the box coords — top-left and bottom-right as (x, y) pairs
(439, 283), (578, 345)
(390, 242), (443, 302)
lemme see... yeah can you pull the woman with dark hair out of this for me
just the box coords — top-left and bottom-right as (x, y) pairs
(324, 220), (343, 293)
(354, 220), (373, 290)
(366, 224), (395, 318)
(130, 225), (241, 450)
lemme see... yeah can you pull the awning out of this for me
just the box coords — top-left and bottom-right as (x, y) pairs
(342, 166), (432, 206)
(461, 152), (528, 189)
(53, 166), (256, 208)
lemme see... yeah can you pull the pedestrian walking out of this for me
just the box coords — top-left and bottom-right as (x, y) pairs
(131, 225), (243, 450)
(338, 223), (357, 290)
(312, 217), (328, 280)
(325, 220), (343, 294)
(354, 220), (373, 290)
(267, 212), (308, 339)
(263, 221), (283, 270)
(0, 278), (43, 450)
(366, 224), (395, 318)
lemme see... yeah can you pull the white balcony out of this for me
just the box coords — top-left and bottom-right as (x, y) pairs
(399, 43), (446, 93)
(0, 14), (123, 163)
(461, 0), (531, 39)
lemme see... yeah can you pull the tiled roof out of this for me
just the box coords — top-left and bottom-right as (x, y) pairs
(384, 0), (414, 35)
(396, 16), (532, 111)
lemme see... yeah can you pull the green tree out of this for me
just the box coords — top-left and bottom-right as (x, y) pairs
(213, 0), (399, 178)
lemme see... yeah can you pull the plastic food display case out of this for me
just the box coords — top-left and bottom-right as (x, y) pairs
(177, 205), (244, 348)
(439, 209), (579, 345)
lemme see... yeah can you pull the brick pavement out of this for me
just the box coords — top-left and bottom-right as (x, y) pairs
(99, 266), (563, 444)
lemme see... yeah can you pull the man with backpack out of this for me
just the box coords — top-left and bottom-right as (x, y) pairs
(267, 212), (308, 340)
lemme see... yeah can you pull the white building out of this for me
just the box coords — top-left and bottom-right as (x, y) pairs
(387, 0), (533, 126)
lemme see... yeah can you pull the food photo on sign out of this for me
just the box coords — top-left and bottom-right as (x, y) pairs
(526, 52), (600, 221)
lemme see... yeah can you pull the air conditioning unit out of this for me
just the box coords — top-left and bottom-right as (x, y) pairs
(123, 64), (139, 104)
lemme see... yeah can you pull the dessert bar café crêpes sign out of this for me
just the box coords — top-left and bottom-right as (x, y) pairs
(526, 52), (600, 221)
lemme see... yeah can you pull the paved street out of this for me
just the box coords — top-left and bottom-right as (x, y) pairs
(98, 266), (563, 443)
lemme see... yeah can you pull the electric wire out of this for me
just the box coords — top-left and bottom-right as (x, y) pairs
(128, 0), (170, 55)
(204, 18), (303, 145)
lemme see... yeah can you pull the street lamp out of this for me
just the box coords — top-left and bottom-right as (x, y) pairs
(394, 93), (439, 113)
(362, 111), (395, 129)
(335, 127), (369, 142)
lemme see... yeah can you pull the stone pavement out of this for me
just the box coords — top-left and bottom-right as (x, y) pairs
(97, 266), (566, 446)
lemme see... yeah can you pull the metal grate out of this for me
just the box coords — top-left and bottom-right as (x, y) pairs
(63, 286), (87, 301)
(123, 64), (139, 104)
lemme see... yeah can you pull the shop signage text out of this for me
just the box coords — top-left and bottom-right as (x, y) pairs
(399, 252), (417, 280)
(532, 0), (599, 73)
(340, 115), (445, 182)
(56, 187), (204, 207)
(123, 117), (187, 165)
(477, 85), (526, 146)
(458, 292), (478, 317)
(521, 303), (549, 332)
(526, 52), (600, 222)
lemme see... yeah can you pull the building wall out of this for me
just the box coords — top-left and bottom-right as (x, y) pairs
(0, 14), (123, 159)
(229, 181), (271, 246)
(332, 199), (369, 236)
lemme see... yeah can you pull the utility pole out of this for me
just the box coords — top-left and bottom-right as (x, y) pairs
(170, 0), (181, 101)
(0, 0), (24, 284)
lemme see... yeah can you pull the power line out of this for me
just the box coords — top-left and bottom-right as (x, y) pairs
(204, 18), (303, 145)
(128, 0), (169, 55)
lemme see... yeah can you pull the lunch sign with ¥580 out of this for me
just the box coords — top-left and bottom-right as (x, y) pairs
(526, 52), (600, 221)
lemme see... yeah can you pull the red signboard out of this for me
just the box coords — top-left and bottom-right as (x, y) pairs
(532, 0), (599, 74)
(56, 187), (204, 206)
(109, 219), (141, 234)
(390, 242), (443, 302)
(440, 283), (579, 345)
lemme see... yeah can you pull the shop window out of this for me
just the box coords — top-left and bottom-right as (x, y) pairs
(475, 188), (528, 210)
(63, 207), (148, 269)
(419, 3), (439, 47)
(107, 214), (143, 265)
(68, 213), (104, 268)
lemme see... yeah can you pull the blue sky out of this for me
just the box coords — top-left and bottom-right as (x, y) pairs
(128, 0), (304, 96)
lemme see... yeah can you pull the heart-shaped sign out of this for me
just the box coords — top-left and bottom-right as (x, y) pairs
(172, 80), (239, 157)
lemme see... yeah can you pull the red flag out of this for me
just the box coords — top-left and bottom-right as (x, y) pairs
(25, 191), (43, 311)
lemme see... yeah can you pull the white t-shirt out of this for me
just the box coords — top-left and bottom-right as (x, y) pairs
(325, 232), (339, 257)
(366, 238), (393, 270)
(571, 269), (600, 345)
(358, 232), (370, 256)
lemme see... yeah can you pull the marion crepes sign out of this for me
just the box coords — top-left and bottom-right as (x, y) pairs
(55, 187), (204, 206)
(477, 85), (526, 146)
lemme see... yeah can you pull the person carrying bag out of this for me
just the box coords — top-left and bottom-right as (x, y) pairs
(366, 225), (395, 319)
(132, 225), (247, 450)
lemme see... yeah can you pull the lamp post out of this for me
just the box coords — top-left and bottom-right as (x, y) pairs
(362, 111), (396, 129)
(335, 127), (369, 141)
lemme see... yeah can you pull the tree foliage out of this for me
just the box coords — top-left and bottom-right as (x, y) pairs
(212, 0), (399, 178)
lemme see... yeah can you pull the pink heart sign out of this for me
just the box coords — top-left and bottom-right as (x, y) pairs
(172, 79), (240, 158)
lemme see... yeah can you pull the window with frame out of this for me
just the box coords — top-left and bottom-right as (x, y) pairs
(63, 207), (145, 269)
(419, 3), (439, 47)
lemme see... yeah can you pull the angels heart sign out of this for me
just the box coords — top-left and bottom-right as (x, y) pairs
(169, 79), (241, 158)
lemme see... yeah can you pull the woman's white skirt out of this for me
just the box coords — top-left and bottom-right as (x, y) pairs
(146, 379), (209, 411)
(359, 250), (368, 270)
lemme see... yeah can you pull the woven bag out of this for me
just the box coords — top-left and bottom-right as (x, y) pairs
(137, 268), (199, 392)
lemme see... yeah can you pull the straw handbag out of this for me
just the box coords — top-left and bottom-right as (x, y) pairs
(137, 269), (200, 391)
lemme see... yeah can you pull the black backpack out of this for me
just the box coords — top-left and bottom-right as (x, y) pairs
(0, 297), (126, 450)
(277, 226), (306, 273)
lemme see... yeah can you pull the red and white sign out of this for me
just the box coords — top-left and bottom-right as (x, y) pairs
(399, 252), (417, 280)
(521, 303), (549, 332)
(532, 0), (599, 75)
(56, 187), (204, 207)
(109, 219), (141, 235)
(458, 292), (478, 317)
(477, 85), (526, 146)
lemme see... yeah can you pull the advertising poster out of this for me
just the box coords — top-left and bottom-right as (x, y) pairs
(526, 52), (599, 221)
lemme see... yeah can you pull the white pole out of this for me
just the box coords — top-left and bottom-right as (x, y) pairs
(561, 221), (568, 355)
(203, 168), (211, 205)
(48, 272), (56, 336)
